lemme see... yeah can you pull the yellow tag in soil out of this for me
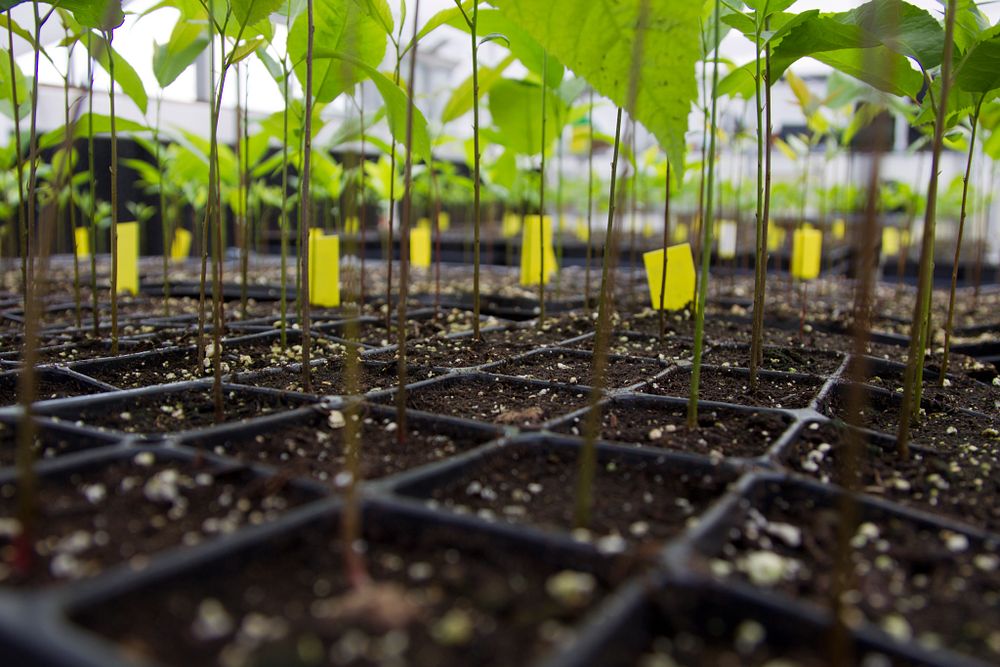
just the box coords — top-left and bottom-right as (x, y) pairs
(882, 227), (900, 257)
(671, 222), (688, 243)
(74, 227), (90, 259)
(410, 224), (432, 268)
(791, 228), (822, 280)
(832, 218), (846, 240)
(519, 215), (558, 286)
(438, 211), (450, 231)
(308, 232), (340, 307)
(718, 220), (738, 259)
(767, 221), (785, 251)
(643, 242), (696, 311)
(117, 222), (139, 295)
(502, 213), (521, 239)
(574, 218), (590, 241)
(170, 228), (192, 261)
(344, 216), (359, 235)
(642, 221), (655, 239)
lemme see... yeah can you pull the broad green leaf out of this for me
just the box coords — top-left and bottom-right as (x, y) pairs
(52, 0), (124, 30)
(489, 0), (700, 179)
(231, 0), (284, 29)
(448, 9), (563, 88)
(85, 32), (148, 113)
(39, 112), (147, 150)
(228, 36), (265, 65)
(311, 48), (431, 161)
(953, 0), (989, 54)
(440, 53), (514, 123)
(0, 14), (35, 49)
(402, 0), (472, 56)
(812, 46), (923, 98)
(955, 31), (1000, 94)
(836, 0), (943, 69)
(0, 47), (29, 121)
(289, 0), (388, 103)
(744, 0), (798, 15)
(487, 78), (564, 156)
(153, 20), (209, 88)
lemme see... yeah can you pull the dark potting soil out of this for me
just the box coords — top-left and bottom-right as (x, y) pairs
(420, 445), (737, 554)
(785, 421), (1000, 534)
(366, 325), (583, 369)
(821, 386), (999, 453)
(76, 336), (349, 390)
(704, 481), (1000, 664)
(705, 345), (845, 376)
(320, 308), (504, 347)
(0, 421), (109, 468)
(0, 452), (315, 587)
(554, 402), (791, 459)
(642, 366), (825, 410)
(856, 362), (1000, 415)
(0, 372), (105, 406)
(565, 330), (694, 361)
(380, 377), (590, 428)
(488, 349), (665, 389)
(190, 408), (497, 484)
(239, 360), (437, 395)
(74, 516), (620, 667)
(52, 388), (309, 434)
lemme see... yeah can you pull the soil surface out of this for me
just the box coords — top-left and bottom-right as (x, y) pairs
(0, 452), (315, 587)
(487, 349), (665, 389)
(643, 366), (825, 410)
(701, 480), (1000, 665)
(566, 331), (694, 361)
(855, 361), (1000, 415)
(554, 401), (791, 459)
(318, 309), (506, 347)
(187, 408), (498, 484)
(75, 515), (620, 667)
(45, 387), (310, 434)
(379, 376), (590, 428)
(237, 361), (437, 395)
(784, 421), (1000, 534)
(0, 372), (107, 405)
(418, 444), (737, 554)
(705, 345), (845, 376)
(0, 422), (112, 468)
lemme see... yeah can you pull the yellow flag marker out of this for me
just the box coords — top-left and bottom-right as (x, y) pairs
(718, 220), (738, 259)
(642, 221), (655, 239)
(519, 215), (558, 286)
(74, 227), (90, 259)
(767, 221), (785, 251)
(117, 222), (139, 295)
(438, 211), (450, 231)
(308, 232), (340, 307)
(671, 222), (688, 243)
(170, 228), (192, 261)
(882, 227), (901, 257)
(643, 242), (696, 311)
(791, 227), (822, 280)
(344, 216), (359, 234)
(574, 218), (590, 241)
(411, 224), (432, 268)
(502, 213), (521, 239)
(832, 218), (846, 240)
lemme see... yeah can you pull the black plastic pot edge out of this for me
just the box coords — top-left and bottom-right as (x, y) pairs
(668, 470), (999, 667)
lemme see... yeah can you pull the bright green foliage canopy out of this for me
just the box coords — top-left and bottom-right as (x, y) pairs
(489, 0), (701, 179)
(0, 0), (123, 29)
(488, 78), (564, 157)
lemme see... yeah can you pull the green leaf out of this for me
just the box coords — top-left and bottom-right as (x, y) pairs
(836, 0), (943, 69)
(441, 52), (514, 123)
(153, 19), (209, 88)
(0, 47), (29, 121)
(228, 36), (265, 65)
(489, 0), (700, 179)
(289, 0), (388, 103)
(955, 31), (1000, 94)
(55, 0), (124, 30)
(487, 78), (564, 156)
(402, 0), (473, 55)
(86, 32), (148, 113)
(230, 0), (284, 29)
(39, 112), (147, 150)
(812, 46), (923, 98)
(449, 9), (563, 88)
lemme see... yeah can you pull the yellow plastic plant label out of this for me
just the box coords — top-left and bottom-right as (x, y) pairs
(438, 211), (450, 231)
(344, 216), (359, 234)
(308, 232), (340, 307)
(410, 224), (432, 268)
(671, 222), (688, 243)
(643, 242), (696, 311)
(117, 222), (139, 295)
(574, 219), (590, 241)
(170, 228), (192, 261)
(767, 221), (785, 251)
(791, 228), (822, 280)
(882, 227), (900, 257)
(74, 227), (90, 259)
(519, 215), (558, 286)
(718, 220), (738, 259)
(832, 218), (846, 240)
(502, 213), (521, 239)
(642, 221), (655, 239)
